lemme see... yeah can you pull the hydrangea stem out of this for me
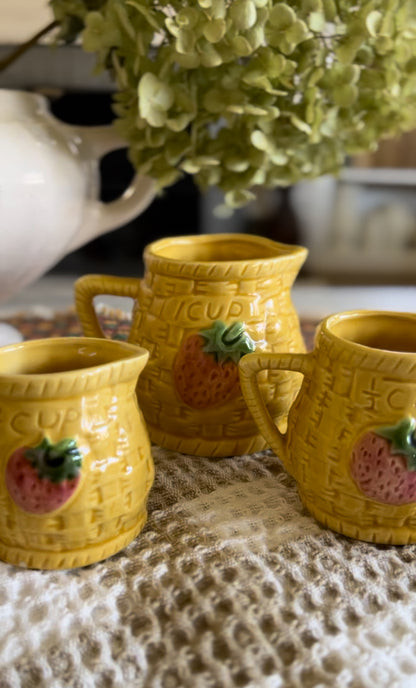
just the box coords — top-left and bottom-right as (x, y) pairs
(0, 21), (59, 74)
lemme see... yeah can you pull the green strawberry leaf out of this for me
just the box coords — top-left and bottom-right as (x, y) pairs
(200, 320), (256, 364)
(25, 437), (83, 483)
(375, 417), (416, 470)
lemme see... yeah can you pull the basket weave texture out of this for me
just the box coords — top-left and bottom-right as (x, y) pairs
(0, 336), (154, 569)
(130, 249), (306, 456)
(286, 323), (416, 544)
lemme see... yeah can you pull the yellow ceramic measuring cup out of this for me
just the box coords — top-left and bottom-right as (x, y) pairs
(240, 311), (416, 544)
(0, 337), (154, 569)
(75, 233), (308, 457)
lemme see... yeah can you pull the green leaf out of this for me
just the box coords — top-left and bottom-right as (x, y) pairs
(309, 11), (326, 32)
(230, 36), (253, 57)
(286, 19), (310, 45)
(270, 149), (289, 165)
(226, 190), (257, 207)
(374, 36), (394, 54)
(127, 0), (161, 31)
(203, 88), (226, 113)
(138, 73), (174, 126)
(376, 417), (416, 470)
(229, 0), (257, 31)
(366, 10), (382, 37)
(290, 114), (312, 135)
(177, 29), (196, 54)
(250, 130), (272, 151)
(245, 26), (265, 50)
(336, 34), (366, 64)
(322, 0), (337, 21)
(174, 52), (201, 68)
(210, 0), (226, 19)
(332, 84), (359, 107)
(166, 113), (193, 131)
(224, 156), (250, 172)
(177, 8), (200, 29)
(203, 18), (226, 43)
(308, 67), (325, 86)
(25, 436), (82, 483)
(200, 320), (256, 363)
(199, 43), (222, 66)
(269, 3), (296, 30)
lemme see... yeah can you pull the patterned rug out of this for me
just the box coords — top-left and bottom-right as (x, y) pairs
(3, 309), (318, 351)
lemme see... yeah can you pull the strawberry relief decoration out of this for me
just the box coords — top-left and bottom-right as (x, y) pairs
(6, 437), (83, 514)
(174, 320), (256, 409)
(351, 417), (416, 506)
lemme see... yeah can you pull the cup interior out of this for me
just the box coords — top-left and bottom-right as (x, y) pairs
(150, 235), (293, 262)
(0, 338), (138, 376)
(329, 313), (416, 353)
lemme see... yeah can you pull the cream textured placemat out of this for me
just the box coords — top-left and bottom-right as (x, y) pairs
(1, 447), (416, 688)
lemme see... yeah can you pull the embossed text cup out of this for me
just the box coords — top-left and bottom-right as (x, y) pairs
(0, 337), (154, 569)
(239, 310), (416, 544)
(75, 233), (307, 457)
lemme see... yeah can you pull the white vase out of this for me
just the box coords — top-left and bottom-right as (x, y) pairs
(0, 88), (156, 303)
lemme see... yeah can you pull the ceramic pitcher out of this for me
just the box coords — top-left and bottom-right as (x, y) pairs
(75, 233), (307, 457)
(0, 89), (156, 303)
(0, 336), (154, 569)
(239, 310), (416, 545)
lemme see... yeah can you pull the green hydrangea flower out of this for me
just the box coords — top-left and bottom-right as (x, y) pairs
(49, 0), (416, 206)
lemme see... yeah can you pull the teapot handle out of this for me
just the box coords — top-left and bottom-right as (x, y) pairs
(66, 125), (156, 253)
(239, 351), (314, 474)
(75, 274), (141, 340)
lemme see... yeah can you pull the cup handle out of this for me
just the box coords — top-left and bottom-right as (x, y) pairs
(75, 274), (141, 339)
(239, 351), (314, 468)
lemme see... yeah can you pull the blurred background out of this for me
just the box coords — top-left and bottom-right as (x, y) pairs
(1, 0), (416, 287)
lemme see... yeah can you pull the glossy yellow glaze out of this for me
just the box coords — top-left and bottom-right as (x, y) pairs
(239, 311), (416, 544)
(75, 233), (307, 457)
(0, 337), (153, 569)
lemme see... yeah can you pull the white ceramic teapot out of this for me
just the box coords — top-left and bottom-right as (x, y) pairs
(0, 89), (156, 302)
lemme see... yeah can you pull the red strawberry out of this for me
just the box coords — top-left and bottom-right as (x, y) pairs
(6, 437), (82, 514)
(173, 320), (255, 409)
(351, 417), (416, 505)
